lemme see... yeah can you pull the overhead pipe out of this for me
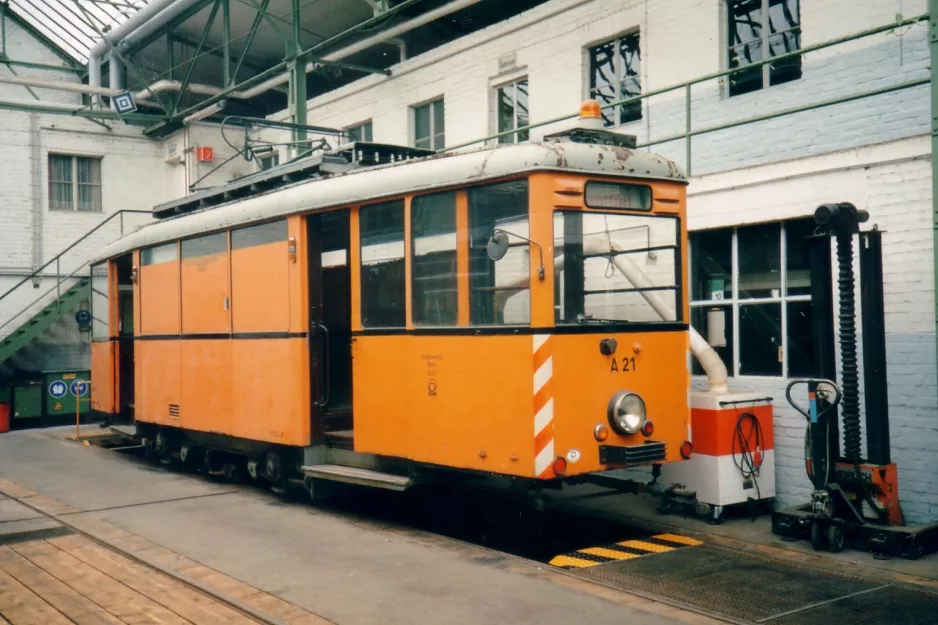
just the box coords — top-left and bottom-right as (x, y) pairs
(89, 0), (205, 104)
(87, 0), (181, 104)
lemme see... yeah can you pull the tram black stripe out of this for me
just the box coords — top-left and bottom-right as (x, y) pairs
(134, 332), (307, 341)
(352, 323), (687, 337)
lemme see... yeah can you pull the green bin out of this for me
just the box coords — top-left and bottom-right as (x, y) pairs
(44, 370), (91, 418)
(13, 380), (43, 422)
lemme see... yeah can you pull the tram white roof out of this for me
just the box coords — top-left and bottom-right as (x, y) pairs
(92, 139), (686, 264)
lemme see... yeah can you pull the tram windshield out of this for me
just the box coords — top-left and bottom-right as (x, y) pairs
(553, 211), (681, 324)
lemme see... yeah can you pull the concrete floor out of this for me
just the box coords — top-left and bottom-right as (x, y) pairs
(0, 428), (717, 625)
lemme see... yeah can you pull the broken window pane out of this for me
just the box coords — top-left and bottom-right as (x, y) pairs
(728, 0), (801, 96)
(589, 34), (641, 126)
(497, 79), (528, 144)
(619, 33), (642, 124)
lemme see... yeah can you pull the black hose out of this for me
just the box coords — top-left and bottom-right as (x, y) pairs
(733, 411), (763, 501)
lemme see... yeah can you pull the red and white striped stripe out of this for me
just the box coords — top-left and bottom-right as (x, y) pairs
(533, 334), (555, 478)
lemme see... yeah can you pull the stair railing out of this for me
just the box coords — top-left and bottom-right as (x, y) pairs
(0, 210), (152, 339)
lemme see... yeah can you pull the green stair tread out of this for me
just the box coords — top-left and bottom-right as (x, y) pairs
(0, 280), (92, 365)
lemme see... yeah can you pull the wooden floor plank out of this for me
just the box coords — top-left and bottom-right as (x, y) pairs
(0, 543), (124, 625)
(0, 564), (72, 625)
(10, 539), (190, 625)
(48, 535), (255, 625)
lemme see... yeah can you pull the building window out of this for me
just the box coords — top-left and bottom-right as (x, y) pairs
(727, 0), (801, 97)
(412, 191), (458, 326)
(259, 153), (279, 170)
(689, 218), (817, 377)
(413, 98), (445, 150)
(346, 120), (373, 142)
(360, 200), (406, 328)
(49, 154), (102, 211)
(468, 180), (530, 325)
(495, 78), (529, 144)
(588, 32), (641, 127)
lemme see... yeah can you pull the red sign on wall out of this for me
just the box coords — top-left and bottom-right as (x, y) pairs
(196, 146), (214, 162)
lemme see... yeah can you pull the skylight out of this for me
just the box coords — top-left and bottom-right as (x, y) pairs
(2, 0), (152, 64)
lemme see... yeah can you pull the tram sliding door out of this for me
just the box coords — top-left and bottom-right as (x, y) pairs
(306, 210), (354, 440)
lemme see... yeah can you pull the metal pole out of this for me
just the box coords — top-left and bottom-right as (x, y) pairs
(222, 0), (231, 86)
(172, 0), (221, 115)
(931, 0), (938, 399)
(684, 84), (692, 177)
(56, 258), (61, 310)
(291, 0), (307, 152)
(166, 34), (174, 81)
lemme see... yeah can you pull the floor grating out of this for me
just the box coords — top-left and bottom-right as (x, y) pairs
(0, 525), (75, 546)
(581, 545), (937, 624)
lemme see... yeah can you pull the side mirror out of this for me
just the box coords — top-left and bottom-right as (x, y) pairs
(486, 231), (510, 261)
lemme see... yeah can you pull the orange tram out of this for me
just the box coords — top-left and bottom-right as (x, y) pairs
(89, 102), (692, 500)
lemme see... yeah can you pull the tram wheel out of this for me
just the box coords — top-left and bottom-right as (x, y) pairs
(810, 523), (826, 551)
(264, 450), (282, 484)
(827, 524), (844, 553)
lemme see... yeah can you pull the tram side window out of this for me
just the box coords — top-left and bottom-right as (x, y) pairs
(412, 192), (458, 326)
(91, 263), (109, 339)
(360, 200), (406, 328)
(468, 180), (530, 325)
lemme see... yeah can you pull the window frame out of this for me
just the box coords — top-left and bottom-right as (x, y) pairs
(258, 152), (280, 171)
(410, 190), (459, 327)
(358, 199), (407, 329)
(345, 120), (373, 142)
(586, 30), (642, 127)
(493, 76), (529, 144)
(412, 97), (445, 151)
(689, 219), (814, 379)
(48, 153), (103, 212)
(725, 0), (802, 97)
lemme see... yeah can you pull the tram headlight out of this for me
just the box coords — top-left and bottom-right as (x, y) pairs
(607, 391), (646, 435)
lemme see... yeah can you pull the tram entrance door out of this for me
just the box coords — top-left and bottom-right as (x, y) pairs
(306, 210), (353, 443)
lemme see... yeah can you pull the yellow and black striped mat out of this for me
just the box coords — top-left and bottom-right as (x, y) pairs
(549, 533), (702, 569)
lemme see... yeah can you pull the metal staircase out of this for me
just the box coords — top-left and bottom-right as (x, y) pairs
(0, 210), (151, 370)
(0, 279), (91, 365)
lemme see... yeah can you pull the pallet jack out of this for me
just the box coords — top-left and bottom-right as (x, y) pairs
(771, 203), (938, 559)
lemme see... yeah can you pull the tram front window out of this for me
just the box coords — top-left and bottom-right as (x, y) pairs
(553, 211), (681, 324)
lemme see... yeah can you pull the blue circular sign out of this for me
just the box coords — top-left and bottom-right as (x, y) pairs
(75, 310), (92, 325)
(49, 380), (68, 398)
(70, 380), (88, 397)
